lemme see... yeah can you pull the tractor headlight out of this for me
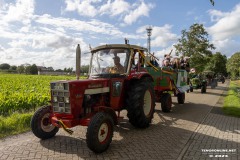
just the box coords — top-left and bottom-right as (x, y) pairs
(65, 97), (70, 103)
(53, 96), (58, 102)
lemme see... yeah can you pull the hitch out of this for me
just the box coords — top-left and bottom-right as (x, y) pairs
(58, 119), (74, 135)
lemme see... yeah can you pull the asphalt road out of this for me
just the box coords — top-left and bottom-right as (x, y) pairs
(1, 80), (238, 160)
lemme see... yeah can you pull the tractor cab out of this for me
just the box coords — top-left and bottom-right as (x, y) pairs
(89, 47), (130, 78)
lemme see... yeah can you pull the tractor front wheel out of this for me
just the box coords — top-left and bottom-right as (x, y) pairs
(31, 106), (59, 139)
(177, 92), (185, 104)
(126, 79), (155, 128)
(161, 93), (172, 112)
(86, 112), (114, 153)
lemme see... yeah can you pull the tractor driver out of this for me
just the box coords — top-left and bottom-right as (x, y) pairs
(108, 56), (125, 74)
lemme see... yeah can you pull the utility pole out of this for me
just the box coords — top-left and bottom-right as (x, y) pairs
(146, 26), (152, 55)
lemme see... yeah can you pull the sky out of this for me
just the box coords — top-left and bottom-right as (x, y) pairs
(0, 0), (240, 70)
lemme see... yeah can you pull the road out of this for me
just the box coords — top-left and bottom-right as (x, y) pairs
(0, 80), (239, 160)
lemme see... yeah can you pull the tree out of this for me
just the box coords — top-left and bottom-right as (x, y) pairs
(0, 63), (11, 70)
(9, 65), (17, 70)
(67, 67), (73, 73)
(55, 69), (63, 72)
(227, 52), (240, 79)
(205, 52), (227, 75)
(81, 65), (89, 74)
(174, 23), (215, 72)
(25, 65), (31, 74)
(30, 64), (38, 75)
(17, 65), (25, 74)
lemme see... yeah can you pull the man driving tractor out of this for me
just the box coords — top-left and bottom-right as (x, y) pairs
(108, 55), (125, 73)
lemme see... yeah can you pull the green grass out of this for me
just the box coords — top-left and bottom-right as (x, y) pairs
(223, 80), (240, 117)
(0, 112), (33, 138)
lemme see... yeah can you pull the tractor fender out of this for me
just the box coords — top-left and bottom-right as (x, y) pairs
(94, 106), (118, 125)
(128, 72), (154, 82)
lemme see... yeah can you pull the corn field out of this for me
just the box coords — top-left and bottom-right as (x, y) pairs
(0, 74), (75, 116)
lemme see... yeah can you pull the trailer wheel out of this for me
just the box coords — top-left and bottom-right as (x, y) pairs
(190, 87), (193, 92)
(203, 84), (207, 93)
(126, 79), (155, 128)
(86, 112), (114, 153)
(177, 92), (185, 104)
(201, 84), (207, 93)
(31, 106), (59, 139)
(161, 93), (172, 112)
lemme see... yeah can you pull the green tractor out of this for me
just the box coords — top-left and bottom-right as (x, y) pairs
(189, 69), (207, 93)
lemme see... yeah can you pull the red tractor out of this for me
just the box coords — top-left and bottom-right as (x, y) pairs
(31, 43), (189, 153)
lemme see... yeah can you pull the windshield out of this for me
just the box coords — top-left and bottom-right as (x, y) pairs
(90, 48), (130, 76)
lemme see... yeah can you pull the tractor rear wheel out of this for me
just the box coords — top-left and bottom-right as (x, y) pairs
(190, 86), (193, 92)
(201, 84), (207, 93)
(126, 79), (155, 128)
(161, 93), (172, 112)
(31, 105), (59, 139)
(177, 92), (185, 104)
(86, 112), (114, 153)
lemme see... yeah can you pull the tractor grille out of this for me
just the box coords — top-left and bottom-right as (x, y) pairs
(51, 82), (71, 114)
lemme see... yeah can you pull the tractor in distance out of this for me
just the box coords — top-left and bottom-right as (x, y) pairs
(31, 42), (189, 153)
(202, 70), (218, 88)
(189, 68), (207, 93)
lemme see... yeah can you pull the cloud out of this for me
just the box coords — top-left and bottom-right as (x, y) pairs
(0, 45), (5, 53)
(8, 39), (31, 48)
(0, 26), (25, 39)
(63, 0), (154, 25)
(34, 14), (140, 39)
(34, 14), (123, 37)
(137, 24), (178, 48)
(123, 1), (154, 25)
(65, 0), (98, 17)
(99, 0), (130, 16)
(207, 4), (240, 41)
(208, 9), (228, 22)
(2, 0), (35, 25)
(211, 39), (240, 57)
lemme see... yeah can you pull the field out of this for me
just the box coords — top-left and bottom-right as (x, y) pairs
(0, 74), (77, 138)
(0, 74), (76, 116)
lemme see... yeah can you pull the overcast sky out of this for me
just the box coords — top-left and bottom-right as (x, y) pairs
(0, 0), (240, 69)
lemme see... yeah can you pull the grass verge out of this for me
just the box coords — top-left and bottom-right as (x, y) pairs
(223, 80), (240, 117)
(0, 112), (33, 138)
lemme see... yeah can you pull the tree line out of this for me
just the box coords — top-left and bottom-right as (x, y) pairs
(0, 63), (39, 74)
(0, 63), (90, 75)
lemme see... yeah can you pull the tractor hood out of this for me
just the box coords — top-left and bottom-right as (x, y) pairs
(51, 79), (110, 95)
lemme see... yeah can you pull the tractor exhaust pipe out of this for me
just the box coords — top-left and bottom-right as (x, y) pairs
(76, 44), (81, 80)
